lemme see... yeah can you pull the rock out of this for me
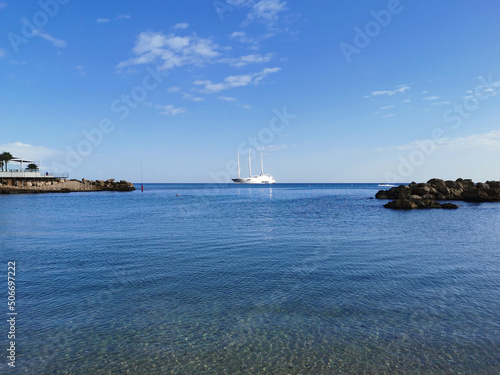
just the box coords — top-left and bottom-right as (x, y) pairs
(384, 199), (418, 210)
(106, 178), (115, 183)
(441, 203), (459, 209)
(449, 188), (463, 198)
(375, 190), (389, 199)
(486, 181), (500, 189)
(376, 179), (500, 205)
(413, 186), (430, 196)
(421, 194), (436, 200)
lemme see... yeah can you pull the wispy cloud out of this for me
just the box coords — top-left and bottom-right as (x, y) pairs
(0, 49), (5, 58)
(75, 65), (85, 76)
(167, 86), (181, 93)
(365, 85), (410, 98)
(382, 113), (395, 118)
(173, 23), (189, 30)
(117, 13), (131, 20)
(422, 95), (440, 101)
(193, 67), (281, 93)
(181, 92), (204, 102)
(153, 104), (186, 116)
(259, 144), (288, 152)
(218, 96), (237, 102)
(97, 18), (110, 23)
(400, 99), (411, 103)
(378, 128), (500, 152)
(431, 101), (452, 106)
(219, 53), (274, 67)
(0, 2), (7, 10)
(246, 0), (287, 25)
(32, 30), (66, 48)
(117, 31), (220, 71)
(380, 105), (395, 110)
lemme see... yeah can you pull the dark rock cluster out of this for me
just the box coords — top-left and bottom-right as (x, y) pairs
(93, 179), (136, 191)
(375, 178), (500, 209)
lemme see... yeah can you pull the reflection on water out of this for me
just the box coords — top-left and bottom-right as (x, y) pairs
(1, 184), (499, 374)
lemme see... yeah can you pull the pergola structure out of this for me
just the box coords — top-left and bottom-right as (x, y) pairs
(0, 157), (41, 178)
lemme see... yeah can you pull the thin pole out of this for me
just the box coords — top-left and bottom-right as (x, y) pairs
(237, 151), (240, 178)
(248, 148), (252, 177)
(260, 152), (263, 175)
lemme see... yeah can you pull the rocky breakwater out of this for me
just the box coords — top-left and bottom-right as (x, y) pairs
(90, 179), (135, 192)
(375, 178), (500, 209)
(0, 178), (135, 194)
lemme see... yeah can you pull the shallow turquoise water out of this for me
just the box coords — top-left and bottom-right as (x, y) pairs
(1, 183), (499, 374)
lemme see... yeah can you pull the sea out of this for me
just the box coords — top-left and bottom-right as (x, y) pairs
(1, 183), (499, 374)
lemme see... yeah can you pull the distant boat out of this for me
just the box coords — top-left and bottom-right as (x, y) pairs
(232, 149), (276, 184)
(378, 183), (397, 187)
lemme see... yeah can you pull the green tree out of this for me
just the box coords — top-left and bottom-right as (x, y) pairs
(0, 152), (13, 171)
(26, 163), (38, 172)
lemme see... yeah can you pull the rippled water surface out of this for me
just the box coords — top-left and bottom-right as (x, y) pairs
(1, 184), (499, 374)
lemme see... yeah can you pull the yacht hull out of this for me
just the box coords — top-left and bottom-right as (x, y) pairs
(232, 176), (275, 184)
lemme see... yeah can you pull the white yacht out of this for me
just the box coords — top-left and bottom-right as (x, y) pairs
(232, 149), (276, 184)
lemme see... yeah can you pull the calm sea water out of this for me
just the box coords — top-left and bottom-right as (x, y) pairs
(1, 183), (499, 374)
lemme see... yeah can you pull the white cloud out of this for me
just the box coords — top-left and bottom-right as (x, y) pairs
(154, 104), (186, 116)
(173, 23), (189, 30)
(400, 99), (411, 103)
(0, 49), (5, 58)
(380, 105), (395, 110)
(382, 113), (395, 118)
(0, 3), (7, 10)
(0, 142), (62, 162)
(181, 92), (204, 102)
(193, 67), (280, 93)
(365, 85), (410, 98)
(97, 18), (110, 23)
(167, 86), (181, 93)
(219, 53), (273, 67)
(117, 31), (220, 70)
(231, 31), (255, 43)
(32, 30), (66, 48)
(218, 96), (237, 102)
(378, 128), (500, 152)
(117, 13), (131, 19)
(247, 0), (287, 24)
(230, 31), (276, 47)
(227, 0), (253, 5)
(75, 65), (85, 76)
(423, 95), (440, 100)
(259, 144), (287, 152)
(431, 101), (452, 106)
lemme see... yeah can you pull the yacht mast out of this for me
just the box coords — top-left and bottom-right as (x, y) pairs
(237, 151), (240, 178)
(248, 148), (252, 177)
(260, 152), (264, 175)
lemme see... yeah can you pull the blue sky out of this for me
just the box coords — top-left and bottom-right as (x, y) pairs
(2, 0), (500, 182)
